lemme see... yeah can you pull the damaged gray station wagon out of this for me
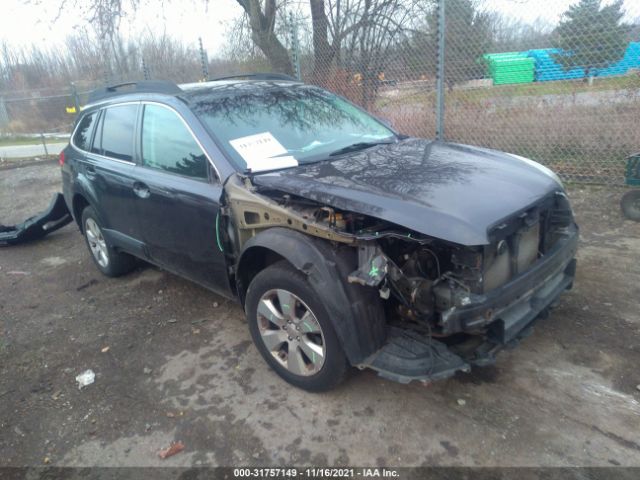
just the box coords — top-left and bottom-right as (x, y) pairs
(61, 76), (578, 391)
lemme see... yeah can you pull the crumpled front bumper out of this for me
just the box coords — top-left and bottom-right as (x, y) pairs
(359, 225), (579, 384)
(439, 224), (579, 342)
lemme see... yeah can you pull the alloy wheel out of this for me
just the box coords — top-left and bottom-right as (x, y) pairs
(256, 289), (326, 376)
(85, 218), (109, 268)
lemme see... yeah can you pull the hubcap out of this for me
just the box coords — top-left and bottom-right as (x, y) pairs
(256, 289), (325, 376)
(85, 218), (109, 268)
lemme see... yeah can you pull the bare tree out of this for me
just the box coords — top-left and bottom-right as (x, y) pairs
(335, 0), (423, 106)
(43, 0), (142, 81)
(234, 0), (295, 74)
(310, 0), (422, 85)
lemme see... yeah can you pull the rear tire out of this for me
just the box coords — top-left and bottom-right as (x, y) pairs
(621, 190), (640, 222)
(81, 206), (137, 277)
(245, 261), (349, 392)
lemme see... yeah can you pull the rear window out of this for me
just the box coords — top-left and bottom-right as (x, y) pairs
(72, 112), (97, 150)
(96, 104), (137, 161)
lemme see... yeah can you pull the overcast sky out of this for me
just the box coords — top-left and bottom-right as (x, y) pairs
(0, 0), (636, 56)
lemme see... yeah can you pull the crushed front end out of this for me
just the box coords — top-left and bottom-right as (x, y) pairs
(226, 174), (578, 384)
(347, 191), (578, 383)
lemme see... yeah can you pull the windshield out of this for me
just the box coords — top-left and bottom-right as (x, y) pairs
(190, 85), (396, 172)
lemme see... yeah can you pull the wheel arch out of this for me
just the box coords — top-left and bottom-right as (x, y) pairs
(72, 193), (91, 233)
(235, 227), (387, 365)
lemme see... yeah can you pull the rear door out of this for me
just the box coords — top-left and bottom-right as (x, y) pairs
(82, 103), (144, 253)
(131, 102), (230, 294)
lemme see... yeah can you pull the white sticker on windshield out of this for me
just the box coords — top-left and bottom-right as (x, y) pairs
(229, 132), (299, 172)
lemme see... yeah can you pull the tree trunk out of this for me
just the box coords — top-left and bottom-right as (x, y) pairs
(236, 0), (294, 75)
(251, 29), (294, 75)
(310, 0), (335, 86)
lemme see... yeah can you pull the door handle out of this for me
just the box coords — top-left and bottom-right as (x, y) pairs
(133, 181), (151, 199)
(85, 164), (96, 180)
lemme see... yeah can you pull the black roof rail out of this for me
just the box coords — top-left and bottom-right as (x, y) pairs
(87, 80), (182, 104)
(210, 73), (299, 82)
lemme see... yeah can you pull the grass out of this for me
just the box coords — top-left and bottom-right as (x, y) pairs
(460, 74), (640, 101)
(377, 73), (640, 109)
(380, 91), (636, 185)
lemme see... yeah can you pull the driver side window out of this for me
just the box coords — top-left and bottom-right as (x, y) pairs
(141, 104), (209, 180)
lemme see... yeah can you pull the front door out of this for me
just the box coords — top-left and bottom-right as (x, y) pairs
(132, 103), (231, 295)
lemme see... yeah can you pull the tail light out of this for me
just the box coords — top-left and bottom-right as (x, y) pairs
(59, 150), (65, 167)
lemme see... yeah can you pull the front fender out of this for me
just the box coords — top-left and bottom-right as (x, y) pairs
(237, 228), (387, 365)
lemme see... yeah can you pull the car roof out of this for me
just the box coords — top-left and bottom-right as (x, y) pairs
(86, 74), (299, 101)
(179, 79), (308, 103)
(82, 77), (304, 112)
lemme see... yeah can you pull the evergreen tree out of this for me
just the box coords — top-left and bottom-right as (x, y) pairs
(553, 0), (629, 76)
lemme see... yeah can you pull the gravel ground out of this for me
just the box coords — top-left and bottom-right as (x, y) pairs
(1, 161), (639, 467)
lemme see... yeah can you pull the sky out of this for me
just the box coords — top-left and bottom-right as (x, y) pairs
(0, 0), (241, 54)
(0, 0), (636, 56)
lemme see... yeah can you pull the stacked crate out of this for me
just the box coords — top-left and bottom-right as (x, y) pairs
(482, 52), (536, 85)
(528, 42), (640, 82)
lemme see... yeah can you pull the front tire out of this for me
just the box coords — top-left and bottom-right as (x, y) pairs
(621, 190), (640, 221)
(245, 261), (349, 392)
(81, 206), (137, 277)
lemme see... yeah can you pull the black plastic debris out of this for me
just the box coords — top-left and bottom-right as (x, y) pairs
(359, 327), (470, 384)
(0, 193), (72, 246)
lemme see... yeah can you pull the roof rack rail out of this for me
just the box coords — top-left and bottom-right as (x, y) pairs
(210, 73), (299, 82)
(87, 80), (182, 104)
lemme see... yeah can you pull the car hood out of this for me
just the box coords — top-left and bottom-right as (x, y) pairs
(251, 138), (562, 245)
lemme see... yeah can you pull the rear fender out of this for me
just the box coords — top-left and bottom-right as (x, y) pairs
(71, 174), (101, 230)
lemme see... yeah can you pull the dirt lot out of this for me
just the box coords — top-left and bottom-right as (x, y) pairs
(1, 161), (639, 467)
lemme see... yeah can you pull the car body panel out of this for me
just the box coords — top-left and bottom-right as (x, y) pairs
(252, 139), (561, 245)
(0, 193), (72, 246)
(80, 155), (141, 238)
(131, 165), (232, 296)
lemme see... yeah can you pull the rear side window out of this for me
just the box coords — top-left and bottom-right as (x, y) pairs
(141, 104), (208, 180)
(96, 104), (137, 161)
(90, 112), (103, 155)
(72, 112), (97, 150)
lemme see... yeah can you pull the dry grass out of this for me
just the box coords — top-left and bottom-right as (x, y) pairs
(378, 87), (640, 184)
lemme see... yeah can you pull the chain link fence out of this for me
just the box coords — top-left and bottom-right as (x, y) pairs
(2, 0), (639, 184)
(297, 0), (640, 185)
(0, 82), (99, 159)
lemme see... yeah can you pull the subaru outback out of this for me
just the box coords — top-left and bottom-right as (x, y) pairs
(60, 76), (578, 391)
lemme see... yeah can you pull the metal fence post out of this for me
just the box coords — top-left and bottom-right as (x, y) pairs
(435, 0), (446, 141)
(142, 58), (151, 80)
(289, 11), (301, 80)
(198, 37), (209, 81)
(40, 133), (49, 156)
(70, 82), (80, 114)
(0, 96), (9, 133)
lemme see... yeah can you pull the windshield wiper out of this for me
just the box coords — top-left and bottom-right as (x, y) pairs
(328, 140), (394, 157)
